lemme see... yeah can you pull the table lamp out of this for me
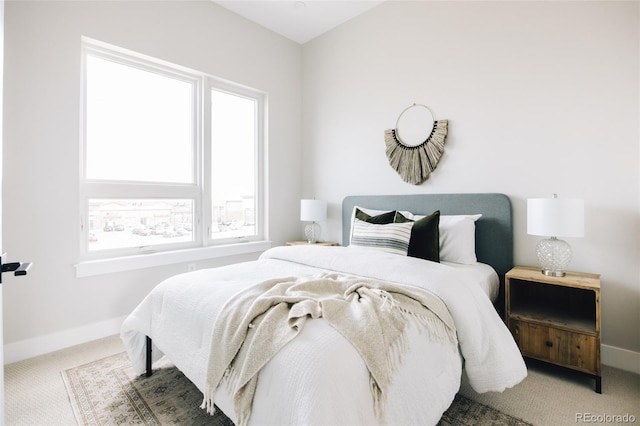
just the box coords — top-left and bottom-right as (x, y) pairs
(300, 199), (326, 244)
(527, 194), (584, 277)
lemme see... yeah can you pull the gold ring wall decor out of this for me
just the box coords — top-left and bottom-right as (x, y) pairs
(384, 104), (448, 185)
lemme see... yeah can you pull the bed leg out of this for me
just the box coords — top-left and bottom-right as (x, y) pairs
(145, 336), (153, 377)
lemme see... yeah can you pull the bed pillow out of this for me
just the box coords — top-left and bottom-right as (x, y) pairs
(350, 207), (397, 243)
(349, 218), (413, 256)
(355, 208), (396, 224)
(394, 210), (440, 263)
(439, 214), (482, 264)
(351, 206), (415, 223)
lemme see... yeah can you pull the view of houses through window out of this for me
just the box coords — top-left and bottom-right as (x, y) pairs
(86, 197), (256, 251)
(87, 199), (194, 251)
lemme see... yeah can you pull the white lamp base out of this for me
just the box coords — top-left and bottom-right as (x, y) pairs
(536, 237), (572, 277)
(304, 222), (320, 244)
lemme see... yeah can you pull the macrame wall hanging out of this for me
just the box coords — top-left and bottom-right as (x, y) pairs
(384, 104), (448, 185)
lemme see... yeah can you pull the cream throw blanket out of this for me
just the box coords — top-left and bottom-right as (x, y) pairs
(201, 273), (457, 426)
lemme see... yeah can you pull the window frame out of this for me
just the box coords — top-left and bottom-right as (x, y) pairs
(79, 38), (267, 265)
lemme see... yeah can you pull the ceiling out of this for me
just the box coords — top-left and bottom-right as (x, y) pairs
(213, 1), (384, 44)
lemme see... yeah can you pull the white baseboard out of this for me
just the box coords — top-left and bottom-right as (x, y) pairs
(3, 315), (127, 364)
(602, 344), (640, 375)
(4, 317), (640, 375)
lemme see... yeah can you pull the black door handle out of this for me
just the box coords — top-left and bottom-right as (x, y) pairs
(0, 253), (32, 283)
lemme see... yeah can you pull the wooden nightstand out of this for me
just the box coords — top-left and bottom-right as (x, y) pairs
(505, 266), (602, 393)
(285, 241), (339, 246)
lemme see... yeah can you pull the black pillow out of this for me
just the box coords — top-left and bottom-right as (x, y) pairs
(355, 208), (396, 224)
(395, 210), (440, 262)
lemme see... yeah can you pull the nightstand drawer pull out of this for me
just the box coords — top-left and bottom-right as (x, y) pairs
(545, 340), (553, 347)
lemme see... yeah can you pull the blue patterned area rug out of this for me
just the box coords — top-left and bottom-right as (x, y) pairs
(62, 352), (531, 426)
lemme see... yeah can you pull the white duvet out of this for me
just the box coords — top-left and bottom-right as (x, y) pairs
(121, 245), (526, 426)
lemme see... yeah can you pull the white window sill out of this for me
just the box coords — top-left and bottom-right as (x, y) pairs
(75, 240), (272, 278)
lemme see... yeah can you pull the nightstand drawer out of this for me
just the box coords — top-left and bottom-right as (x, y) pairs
(509, 320), (598, 374)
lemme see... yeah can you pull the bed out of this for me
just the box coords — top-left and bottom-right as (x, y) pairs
(121, 193), (526, 426)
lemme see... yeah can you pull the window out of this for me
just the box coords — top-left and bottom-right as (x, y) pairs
(81, 39), (266, 260)
(210, 89), (258, 241)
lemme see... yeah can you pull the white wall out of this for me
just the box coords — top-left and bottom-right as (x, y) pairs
(302, 1), (640, 356)
(2, 1), (302, 353)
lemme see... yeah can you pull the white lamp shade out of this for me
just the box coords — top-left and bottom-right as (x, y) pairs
(300, 199), (327, 222)
(527, 197), (584, 238)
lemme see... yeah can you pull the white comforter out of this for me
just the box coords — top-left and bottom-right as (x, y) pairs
(121, 245), (526, 426)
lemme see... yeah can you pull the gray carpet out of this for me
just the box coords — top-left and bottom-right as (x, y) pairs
(62, 351), (531, 425)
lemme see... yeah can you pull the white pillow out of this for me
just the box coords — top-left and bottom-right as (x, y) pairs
(439, 214), (482, 264)
(349, 218), (413, 256)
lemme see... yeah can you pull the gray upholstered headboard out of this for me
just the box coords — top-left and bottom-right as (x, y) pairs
(342, 193), (513, 276)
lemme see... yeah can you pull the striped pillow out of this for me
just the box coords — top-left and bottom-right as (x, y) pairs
(350, 218), (413, 255)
